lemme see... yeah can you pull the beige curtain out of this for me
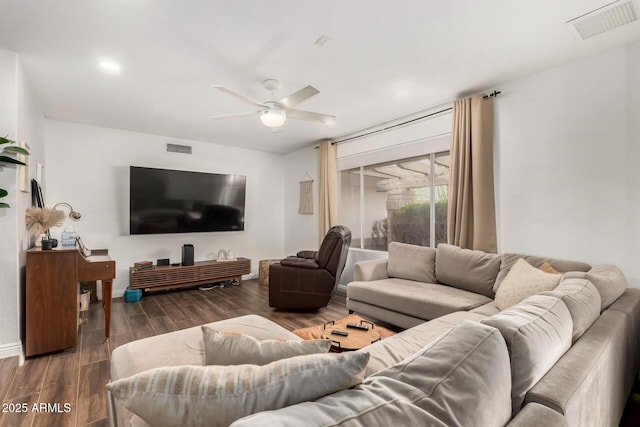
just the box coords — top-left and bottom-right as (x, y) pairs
(319, 140), (338, 244)
(447, 94), (497, 253)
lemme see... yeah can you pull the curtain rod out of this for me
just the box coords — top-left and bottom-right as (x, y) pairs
(325, 90), (501, 146)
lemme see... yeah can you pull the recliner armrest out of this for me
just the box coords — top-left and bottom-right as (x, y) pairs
(280, 258), (320, 269)
(296, 250), (318, 259)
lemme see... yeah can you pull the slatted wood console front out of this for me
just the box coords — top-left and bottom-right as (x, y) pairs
(129, 258), (251, 292)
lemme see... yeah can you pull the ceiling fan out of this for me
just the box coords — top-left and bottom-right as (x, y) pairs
(211, 79), (336, 128)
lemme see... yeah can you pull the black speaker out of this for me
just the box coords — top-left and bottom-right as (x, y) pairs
(157, 258), (170, 266)
(181, 244), (194, 266)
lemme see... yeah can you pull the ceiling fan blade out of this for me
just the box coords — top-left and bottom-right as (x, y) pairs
(287, 109), (336, 124)
(210, 111), (259, 120)
(213, 86), (265, 107)
(279, 85), (319, 108)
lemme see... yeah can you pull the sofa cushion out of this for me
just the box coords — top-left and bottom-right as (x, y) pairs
(108, 351), (369, 427)
(201, 327), (331, 366)
(435, 243), (501, 298)
(539, 278), (601, 342)
(482, 295), (573, 416)
(359, 311), (489, 377)
(564, 264), (627, 311)
(494, 253), (590, 293)
(494, 258), (562, 310)
(387, 242), (437, 283)
(347, 278), (491, 321)
(231, 321), (512, 427)
(469, 301), (501, 316)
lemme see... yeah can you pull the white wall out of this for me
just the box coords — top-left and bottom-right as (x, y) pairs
(495, 43), (639, 287)
(0, 50), (45, 359)
(0, 50), (20, 354)
(628, 43), (640, 288)
(45, 120), (286, 296)
(283, 145), (319, 253)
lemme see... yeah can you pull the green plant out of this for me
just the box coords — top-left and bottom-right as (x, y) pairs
(0, 135), (30, 208)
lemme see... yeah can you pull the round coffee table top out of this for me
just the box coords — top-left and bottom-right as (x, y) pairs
(322, 321), (381, 351)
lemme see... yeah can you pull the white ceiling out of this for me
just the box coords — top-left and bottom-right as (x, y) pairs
(1, 0), (639, 154)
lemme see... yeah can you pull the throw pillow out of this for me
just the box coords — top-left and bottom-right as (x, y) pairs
(494, 258), (562, 310)
(538, 261), (559, 274)
(107, 351), (370, 427)
(201, 326), (331, 365)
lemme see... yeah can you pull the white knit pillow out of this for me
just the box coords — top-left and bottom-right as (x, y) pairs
(108, 351), (370, 427)
(494, 258), (562, 310)
(201, 326), (331, 365)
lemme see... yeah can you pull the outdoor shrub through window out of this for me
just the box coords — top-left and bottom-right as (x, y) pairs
(340, 151), (450, 251)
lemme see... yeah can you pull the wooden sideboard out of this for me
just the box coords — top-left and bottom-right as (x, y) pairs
(25, 247), (115, 356)
(129, 258), (251, 292)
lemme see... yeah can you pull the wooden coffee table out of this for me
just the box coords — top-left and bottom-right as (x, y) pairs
(322, 319), (381, 352)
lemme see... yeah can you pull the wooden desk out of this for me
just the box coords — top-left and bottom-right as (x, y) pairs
(25, 247), (115, 356)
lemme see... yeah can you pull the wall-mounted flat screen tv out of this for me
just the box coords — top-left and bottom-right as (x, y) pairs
(130, 166), (246, 235)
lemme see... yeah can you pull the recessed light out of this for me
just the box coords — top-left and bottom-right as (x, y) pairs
(99, 61), (121, 72)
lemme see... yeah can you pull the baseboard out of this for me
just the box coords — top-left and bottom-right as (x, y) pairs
(0, 341), (23, 361)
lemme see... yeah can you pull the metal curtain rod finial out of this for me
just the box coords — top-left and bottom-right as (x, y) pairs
(483, 90), (501, 99)
(53, 202), (82, 220)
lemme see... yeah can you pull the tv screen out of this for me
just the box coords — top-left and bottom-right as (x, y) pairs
(130, 166), (246, 235)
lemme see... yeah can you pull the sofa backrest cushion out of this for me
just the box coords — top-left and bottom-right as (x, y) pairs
(494, 253), (591, 293)
(481, 295), (572, 416)
(387, 242), (437, 283)
(435, 243), (501, 298)
(539, 278), (601, 342)
(564, 264), (627, 311)
(108, 351), (369, 427)
(494, 258), (562, 310)
(231, 321), (512, 427)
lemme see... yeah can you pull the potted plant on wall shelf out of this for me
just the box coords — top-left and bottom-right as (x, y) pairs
(0, 134), (29, 208)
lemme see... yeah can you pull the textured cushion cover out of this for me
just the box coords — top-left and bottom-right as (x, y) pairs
(202, 326), (331, 365)
(387, 242), (437, 283)
(539, 278), (601, 342)
(494, 253), (590, 292)
(435, 243), (501, 298)
(108, 351), (369, 427)
(482, 295), (573, 415)
(564, 264), (628, 311)
(494, 258), (562, 310)
(232, 321), (512, 427)
(360, 311), (489, 377)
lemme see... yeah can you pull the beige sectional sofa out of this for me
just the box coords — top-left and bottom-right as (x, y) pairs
(108, 243), (640, 427)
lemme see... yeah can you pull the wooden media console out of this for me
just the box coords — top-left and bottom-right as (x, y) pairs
(129, 258), (251, 292)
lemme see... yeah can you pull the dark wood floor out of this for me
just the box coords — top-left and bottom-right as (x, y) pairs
(0, 279), (349, 427)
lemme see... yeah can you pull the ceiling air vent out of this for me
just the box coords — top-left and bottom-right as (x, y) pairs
(166, 143), (192, 154)
(567, 0), (639, 40)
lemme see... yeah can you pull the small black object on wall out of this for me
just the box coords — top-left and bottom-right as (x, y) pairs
(181, 244), (194, 266)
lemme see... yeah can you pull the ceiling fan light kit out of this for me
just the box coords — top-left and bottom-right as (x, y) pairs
(260, 107), (286, 128)
(211, 79), (335, 129)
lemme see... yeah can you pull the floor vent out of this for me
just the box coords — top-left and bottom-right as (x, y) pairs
(166, 143), (192, 154)
(567, 0), (638, 40)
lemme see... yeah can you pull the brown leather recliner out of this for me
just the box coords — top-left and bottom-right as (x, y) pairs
(269, 225), (351, 309)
